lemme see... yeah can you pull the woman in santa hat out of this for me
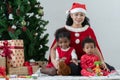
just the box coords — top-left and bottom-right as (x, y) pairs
(42, 2), (115, 76)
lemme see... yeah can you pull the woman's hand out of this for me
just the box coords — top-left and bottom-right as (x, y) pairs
(101, 61), (110, 72)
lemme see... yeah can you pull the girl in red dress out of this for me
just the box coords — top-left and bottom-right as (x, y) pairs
(40, 28), (78, 75)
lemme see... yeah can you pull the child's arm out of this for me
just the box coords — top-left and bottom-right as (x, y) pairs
(87, 68), (94, 73)
(71, 59), (78, 65)
(71, 49), (78, 65)
(80, 55), (89, 69)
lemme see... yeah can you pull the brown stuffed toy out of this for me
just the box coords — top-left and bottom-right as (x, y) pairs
(57, 61), (71, 75)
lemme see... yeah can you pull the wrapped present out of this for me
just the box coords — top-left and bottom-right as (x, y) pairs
(36, 61), (48, 67)
(8, 65), (39, 75)
(0, 40), (24, 67)
(0, 56), (6, 67)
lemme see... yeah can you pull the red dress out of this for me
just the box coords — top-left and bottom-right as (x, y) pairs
(50, 25), (103, 61)
(46, 47), (74, 68)
(81, 54), (109, 76)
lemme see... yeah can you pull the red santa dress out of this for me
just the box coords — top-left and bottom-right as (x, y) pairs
(46, 47), (75, 68)
(49, 25), (103, 62)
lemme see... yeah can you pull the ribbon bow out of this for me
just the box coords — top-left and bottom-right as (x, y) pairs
(0, 41), (12, 59)
(23, 61), (33, 75)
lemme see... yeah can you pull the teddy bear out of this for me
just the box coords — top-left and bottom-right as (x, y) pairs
(57, 61), (71, 75)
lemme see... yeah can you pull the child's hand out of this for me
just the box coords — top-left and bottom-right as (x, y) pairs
(59, 57), (66, 62)
(70, 59), (78, 65)
(87, 68), (94, 73)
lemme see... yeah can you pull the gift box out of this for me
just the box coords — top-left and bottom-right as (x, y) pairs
(36, 61), (48, 67)
(8, 65), (39, 75)
(0, 40), (24, 67)
(0, 56), (6, 67)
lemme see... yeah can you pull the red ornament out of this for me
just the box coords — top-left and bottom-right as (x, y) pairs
(8, 26), (15, 33)
(22, 26), (27, 32)
(6, 3), (12, 14)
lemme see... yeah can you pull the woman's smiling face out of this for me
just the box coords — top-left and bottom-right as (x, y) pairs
(70, 12), (85, 25)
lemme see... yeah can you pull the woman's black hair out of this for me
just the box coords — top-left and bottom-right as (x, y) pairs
(55, 28), (70, 41)
(66, 14), (90, 27)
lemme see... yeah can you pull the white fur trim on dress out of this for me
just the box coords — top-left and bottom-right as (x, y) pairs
(65, 25), (89, 32)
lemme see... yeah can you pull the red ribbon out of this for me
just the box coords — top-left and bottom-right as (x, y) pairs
(0, 41), (12, 59)
(0, 67), (6, 76)
(0, 67), (9, 80)
(0, 40), (23, 59)
(23, 61), (33, 75)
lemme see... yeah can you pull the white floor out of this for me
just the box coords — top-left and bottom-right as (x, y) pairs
(36, 69), (120, 80)
(0, 69), (120, 80)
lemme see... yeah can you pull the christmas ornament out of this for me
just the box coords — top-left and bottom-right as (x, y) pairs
(38, 9), (44, 16)
(22, 26), (27, 32)
(8, 13), (13, 19)
(34, 33), (38, 36)
(11, 25), (17, 29)
(28, 1), (30, 4)
(8, 26), (15, 33)
(21, 20), (26, 26)
(35, 15), (40, 19)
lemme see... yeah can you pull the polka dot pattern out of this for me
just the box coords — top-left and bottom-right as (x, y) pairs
(0, 40), (24, 67)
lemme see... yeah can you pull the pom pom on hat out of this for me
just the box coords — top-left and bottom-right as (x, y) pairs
(66, 2), (87, 14)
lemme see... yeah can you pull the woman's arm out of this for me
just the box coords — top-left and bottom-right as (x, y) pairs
(94, 47), (104, 62)
(94, 47), (109, 71)
(89, 28), (109, 71)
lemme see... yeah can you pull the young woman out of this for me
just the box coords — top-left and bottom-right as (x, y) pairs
(48, 2), (115, 76)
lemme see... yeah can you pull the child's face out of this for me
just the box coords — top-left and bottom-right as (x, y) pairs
(70, 12), (85, 25)
(57, 37), (70, 49)
(83, 43), (95, 54)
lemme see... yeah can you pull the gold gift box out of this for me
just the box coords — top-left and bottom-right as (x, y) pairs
(0, 56), (6, 67)
(36, 61), (48, 67)
(0, 40), (24, 67)
(8, 65), (39, 75)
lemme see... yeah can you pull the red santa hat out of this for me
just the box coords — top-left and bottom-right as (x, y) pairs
(67, 2), (87, 14)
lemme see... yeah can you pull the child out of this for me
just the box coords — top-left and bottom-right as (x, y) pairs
(80, 37), (110, 76)
(40, 28), (78, 75)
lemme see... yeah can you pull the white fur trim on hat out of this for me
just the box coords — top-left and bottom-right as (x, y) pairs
(70, 8), (86, 14)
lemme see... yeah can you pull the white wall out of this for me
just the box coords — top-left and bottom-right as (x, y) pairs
(40, 0), (120, 69)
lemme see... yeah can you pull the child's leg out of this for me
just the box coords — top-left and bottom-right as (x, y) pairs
(69, 62), (81, 76)
(40, 67), (57, 76)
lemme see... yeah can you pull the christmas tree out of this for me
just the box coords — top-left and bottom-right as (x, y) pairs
(0, 0), (49, 61)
